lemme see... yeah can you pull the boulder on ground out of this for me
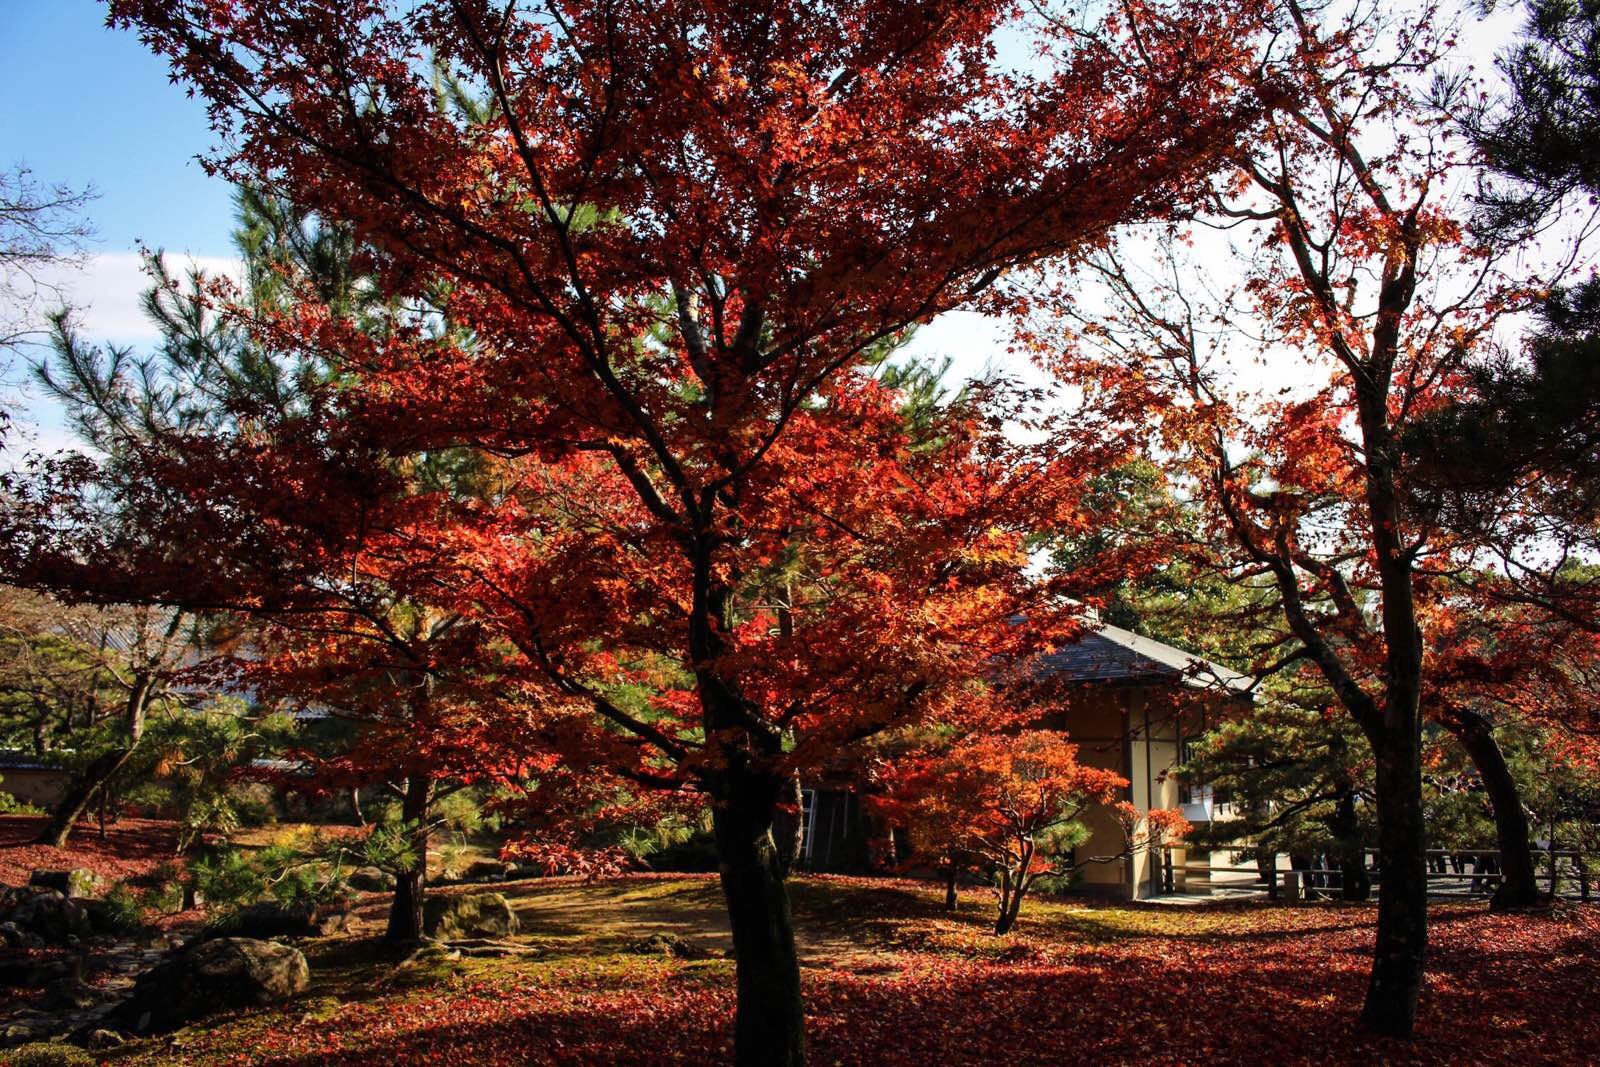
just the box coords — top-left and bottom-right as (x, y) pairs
(347, 866), (395, 892)
(1, 888), (91, 943)
(86, 1029), (125, 1050)
(112, 937), (309, 1034)
(78, 897), (136, 936)
(0, 955), (75, 989)
(28, 869), (99, 899)
(42, 976), (106, 1012)
(460, 860), (512, 883)
(627, 932), (716, 960)
(196, 899), (350, 943)
(422, 892), (519, 939)
(0, 920), (33, 948)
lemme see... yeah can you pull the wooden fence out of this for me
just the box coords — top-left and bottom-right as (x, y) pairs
(1159, 847), (1594, 901)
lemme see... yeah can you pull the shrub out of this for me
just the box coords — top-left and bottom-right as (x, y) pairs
(0, 774), (46, 815)
(137, 860), (188, 915)
(190, 848), (267, 911)
(6, 1043), (96, 1067)
(101, 882), (147, 932)
(189, 840), (352, 921)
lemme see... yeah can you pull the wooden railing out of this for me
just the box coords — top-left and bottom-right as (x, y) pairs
(1160, 847), (1594, 901)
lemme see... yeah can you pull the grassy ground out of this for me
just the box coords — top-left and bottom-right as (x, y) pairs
(47, 873), (1596, 1067)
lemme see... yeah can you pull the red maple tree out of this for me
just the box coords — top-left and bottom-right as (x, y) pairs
(871, 730), (1186, 934)
(1035, 0), (1584, 1037)
(6, 2), (1270, 1060)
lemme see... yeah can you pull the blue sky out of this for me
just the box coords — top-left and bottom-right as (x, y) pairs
(0, 0), (1530, 456)
(0, 1), (1017, 450)
(2, 2), (237, 257)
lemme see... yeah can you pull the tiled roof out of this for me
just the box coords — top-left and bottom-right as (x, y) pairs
(1034, 623), (1253, 695)
(0, 751), (61, 771)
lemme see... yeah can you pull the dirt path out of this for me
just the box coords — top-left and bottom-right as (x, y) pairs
(434, 875), (913, 968)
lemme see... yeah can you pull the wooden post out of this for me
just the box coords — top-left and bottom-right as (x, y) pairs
(1282, 870), (1303, 903)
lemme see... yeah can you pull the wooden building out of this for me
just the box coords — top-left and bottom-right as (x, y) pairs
(799, 622), (1251, 898)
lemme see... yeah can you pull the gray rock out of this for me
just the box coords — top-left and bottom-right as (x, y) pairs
(347, 866), (395, 892)
(112, 937), (310, 1034)
(195, 899), (351, 943)
(86, 1029), (125, 1050)
(27, 869), (99, 899)
(42, 976), (104, 1012)
(422, 892), (519, 939)
(0, 955), (74, 988)
(3, 888), (91, 943)
(0, 920), (30, 948)
(461, 859), (512, 883)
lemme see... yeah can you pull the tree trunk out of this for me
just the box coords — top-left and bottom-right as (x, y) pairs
(1360, 732), (1428, 1037)
(993, 866), (1031, 935)
(1330, 787), (1372, 901)
(696, 568), (804, 1065)
(37, 676), (152, 848)
(944, 862), (958, 911)
(1256, 844), (1279, 900)
(713, 766), (805, 1067)
(994, 868), (1015, 935)
(1447, 710), (1539, 910)
(772, 774), (804, 878)
(385, 773), (432, 943)
(994, 892), (1022, 935)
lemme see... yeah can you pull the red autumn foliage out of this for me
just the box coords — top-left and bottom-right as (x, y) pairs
(872, 731), (1186, 933)
(101, 877), (1600, 1067)
(1033, 0), (1590, 1035)
(501, 842), (634, 883)
(4, 3), (1270, 1060)
(0, 814), (183, 888)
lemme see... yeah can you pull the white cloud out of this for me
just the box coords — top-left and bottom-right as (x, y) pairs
(2, 252), (240, 469)
(28, 251), (243, 346)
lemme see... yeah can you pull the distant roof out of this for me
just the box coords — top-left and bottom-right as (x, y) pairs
(1034, 623), (1253, 696)
(0, 751), (61, 771)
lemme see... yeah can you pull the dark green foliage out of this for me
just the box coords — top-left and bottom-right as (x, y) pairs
(639, 825), (721, 873)
(871, 346), (966, 448)
(190, 837), (352, 917)
(1411, 0), (1600, 531)
(124, 699), (296, 850)
(31, 183), (415, 463)
(0, 594), (127, 756)
(1181, 700), (1372, 865)
(1469, 0), (1600, 228)
(100, 882), (149, 932)
(1407, 281), (1600, 529)
(138, 860), (189, 915)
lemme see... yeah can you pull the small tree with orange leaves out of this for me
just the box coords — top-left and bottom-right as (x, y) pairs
(874, 730), (1187, 934)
